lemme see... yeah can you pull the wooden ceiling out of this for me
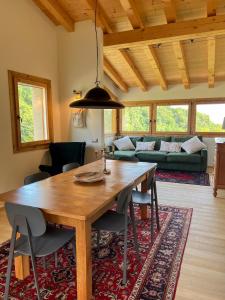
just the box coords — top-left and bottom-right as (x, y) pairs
(33, 0), (225, 92)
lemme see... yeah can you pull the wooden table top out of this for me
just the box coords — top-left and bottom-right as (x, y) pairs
(0, 160), (156, 221)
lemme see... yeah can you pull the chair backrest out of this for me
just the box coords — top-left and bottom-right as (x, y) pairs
(118, 156), (139, 162)
(116, 184), (134, 214)
(49, 142), (86, 167)
(5, 202), (46, 237)
(146, 166), (157, 191)
(24, 172), (50, 185)
(62, 162), (80, 172)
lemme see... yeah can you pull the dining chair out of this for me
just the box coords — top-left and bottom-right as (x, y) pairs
(132, 166), (160, 242)
(24, 172), (50, 185)
(4, 202), (75, 300)
(62, 162), (80, 172)
(93, 184), (139, 285)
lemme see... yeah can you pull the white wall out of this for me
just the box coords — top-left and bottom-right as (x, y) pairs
(0, 0), (61, 193)
(58, 21), (105, 162)
(118, 83), (225, 166)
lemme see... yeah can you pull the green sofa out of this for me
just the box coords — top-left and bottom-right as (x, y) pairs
(110, 136), (207, 172)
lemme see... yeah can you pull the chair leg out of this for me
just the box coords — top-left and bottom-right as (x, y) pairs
(96, 230), (100, 252)
(54, 252), (58, 268)
(122, 219), (128, 285)
(129, 202), (140, 261)
(4, 225), (17, 300)
(27, 230), (41, 300)
(153, 181), (160, 230)
(42, 257), (46, 270)
(71, 238), (76, 258)
(150, 187), (154, 245)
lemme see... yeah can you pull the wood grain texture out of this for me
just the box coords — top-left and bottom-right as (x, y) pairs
(1, 176), (225, 299)
(119, 0), (144, 29)
(208, 37), (216, 88)
(214, 142), (225, 196)
(173, 41), (190, 89)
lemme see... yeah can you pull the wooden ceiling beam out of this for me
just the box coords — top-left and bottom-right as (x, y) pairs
(86, 0), (113, 33)
(207, 0), (217, 17)
(119, 49), (148, 91)
(104, 15), (225, 48)
(119, 0), (144, 29)
(208, 37), (216, 88)
(173, 41), (190, 89)
(145, 46), (167, 90)
(163, 0), (176, 23)
(103, 57), (128, 92)
(33, 0), (74, 32)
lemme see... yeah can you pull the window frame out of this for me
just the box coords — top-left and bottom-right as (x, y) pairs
(8, 70), (54, 153)
(119, 99), (225, 137)
(104, 109), (118, 136)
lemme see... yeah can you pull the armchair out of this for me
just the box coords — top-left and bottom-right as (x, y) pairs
(39, 142), (86, 176)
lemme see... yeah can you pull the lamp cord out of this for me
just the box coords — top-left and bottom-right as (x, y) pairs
(95, 0), (100, 86)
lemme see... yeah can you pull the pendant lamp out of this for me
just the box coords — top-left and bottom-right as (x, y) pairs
(70, 0), (124, 109)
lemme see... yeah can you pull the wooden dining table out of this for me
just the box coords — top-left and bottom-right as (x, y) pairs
(0, 159), (156, 300)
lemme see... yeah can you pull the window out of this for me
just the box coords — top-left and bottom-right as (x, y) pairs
(104, 109), (116, 134)
(9, 71), (53, 152)
(195, 103), (225, 133)
(121, 106), (150, 132)
(155, 104), (189, 133)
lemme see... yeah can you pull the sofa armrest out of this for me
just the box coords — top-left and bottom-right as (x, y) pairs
(200, 149), (208, 172)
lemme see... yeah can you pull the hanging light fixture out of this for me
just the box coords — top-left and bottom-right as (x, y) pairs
(70, 0), (124, 109)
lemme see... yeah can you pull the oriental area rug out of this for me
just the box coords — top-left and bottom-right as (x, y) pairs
(156, 170), (210, 186)
(0, 205), (192, 300)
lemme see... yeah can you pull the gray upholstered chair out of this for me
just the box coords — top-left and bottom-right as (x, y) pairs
(62, 162), (80, 172)
(132, 166), (160, 241)
(93, 184), (139, 284)
(4, 203), (75, 300)
(24, 172), (50, 185)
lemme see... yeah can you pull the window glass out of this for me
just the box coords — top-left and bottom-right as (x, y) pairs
(156, 105), (189, 132)
(195, 103), (225, 132)
(18, 83), (48, 143)
(122, 106), (150, 132)
(104, 109), (113, 134)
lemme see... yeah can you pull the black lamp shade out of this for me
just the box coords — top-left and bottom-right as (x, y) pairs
(69, 86), (124, 109)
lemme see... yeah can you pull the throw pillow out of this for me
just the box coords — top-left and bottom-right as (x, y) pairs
(135, 141), (155, 151)
(113, 136), (135, 151)
(160, 141), (182, 153)
(181, 136), (206, 154)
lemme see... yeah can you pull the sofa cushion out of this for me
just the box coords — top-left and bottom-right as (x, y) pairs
(181, 136), (206, 154)
(113, 136), (135, 150)
(167, 152), (201, 164)
(130, 136), (143, 147)
(136, 151), (168, 162)
(143, 136), (171, 150)
(171, 135), (203, 143)
(112, 151), (136, 158)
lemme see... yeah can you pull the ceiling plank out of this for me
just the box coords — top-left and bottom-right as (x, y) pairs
(119, 49), (148, 91)
(163, 0), (176, 23)
(145, 46), (167, 90)
(33, 0), (74, 32)
(104, 15), (225, 48)
(103, 85), (118, 100)
(173, 41), (190, 89)
(208, 37), (216, 88)
(119, 0), (144, 29)
(104, 57), (128, 92)
(207, 0), (217, 17)
(86, 0), (113, 33)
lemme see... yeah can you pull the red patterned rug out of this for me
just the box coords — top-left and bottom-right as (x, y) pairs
(0, 205), (192, 300)
(156, 170), (210, 186)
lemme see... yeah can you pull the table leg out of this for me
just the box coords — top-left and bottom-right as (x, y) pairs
(140, 177), (148, 220)
(14, 233), (30, 280)
(76, 220), (92, 300)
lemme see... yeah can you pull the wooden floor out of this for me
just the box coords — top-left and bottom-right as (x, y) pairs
(0, 181), (225, 300)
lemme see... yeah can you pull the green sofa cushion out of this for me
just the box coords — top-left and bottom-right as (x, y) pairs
(171, 136), (203, 143)
(143, 136), (171, 150)
(112, 150), (136, 158)
(167, 152), (201, 164)
(136, 151), (168, 162)
(130, 136), (143, 146)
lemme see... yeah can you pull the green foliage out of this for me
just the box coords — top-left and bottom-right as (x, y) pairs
(18, 84), (34, 142)
(121, 105), (224, 133)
